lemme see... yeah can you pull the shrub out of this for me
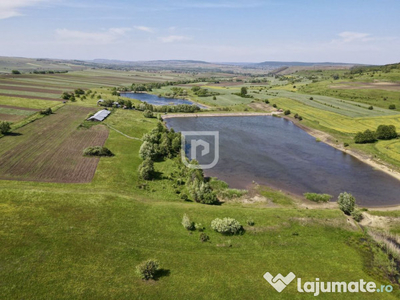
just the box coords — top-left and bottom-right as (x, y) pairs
(294, 113), (299, 119)
(344, 142), (349, 147)
(182, 213), (195, 231)
(354, 129), (377, 144)
(298, 116), (303, 121)
(136, 259), (159, 280)
(83, 146), (114, 157)
(272, 104), (277, 108)
(304, 193), (332, 203)
(247, 219), (255, 226)
(376, 125), (397, 140)
(40, 108), (52, 115)
(11, 70), (21, 74)
(138, 158), (154, 180)
(309, 97), (313, 100)
(389, 104), (396, 110)
(74, 88), (85, 95)
(143, 110), (154, 118)
(264, 99), (270, 104)
(338, 192), (356, 215)
(211, 218), (243, 235)
(368, 106), (374, 110)
(284, 110), (291, 115)
(351, 209), (363, 222)
(199, 233), (209, 242)
(195, 223), (205, 231)
(180, 193), (188, 201)
(0, 121), (11, 134)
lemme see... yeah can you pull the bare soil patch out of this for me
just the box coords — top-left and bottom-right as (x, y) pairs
(0, 114), (25, 122)
(0, 105), (109, 183)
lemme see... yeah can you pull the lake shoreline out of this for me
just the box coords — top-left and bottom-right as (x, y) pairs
(165, 112), (400, 209)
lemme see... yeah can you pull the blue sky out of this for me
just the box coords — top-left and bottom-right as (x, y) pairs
(0, 0), (399, 64)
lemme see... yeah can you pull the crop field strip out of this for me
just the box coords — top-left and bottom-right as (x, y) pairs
(0, 105), (108, 183)
(264, 89), (399, 118)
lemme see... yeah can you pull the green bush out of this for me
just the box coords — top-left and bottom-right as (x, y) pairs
(304, 193), (332, 203)
(136, 259), (160, 280)
(11, 70), (21, 74)
(351, 209), (363, 222)
(376, 125), (397, 140)
(368, 106), (374, 110)
(354, 129), (377, 144)
(138, 159), (154, 180)
(40, 108), (52, 115)
(284, 110), (291, 115)
(0, 121), (11, 134)
(195, 223), (205, 231)
(182, 214), (195, 231)
(389, 104), (396, 110)
(143, 110), (154, 118)
(83, 146), (114, 157)
(211, 218), (243, 235)
(247, 219), (255, 226)
(199, 233), (209, 242)
(344, 142), (349, 147)
(338, 192), (356, 215)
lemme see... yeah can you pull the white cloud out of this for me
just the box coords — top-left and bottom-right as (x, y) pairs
(336, 31), (373, 43)
(134, 26), (155, 33)
(0, 0), (50, 19)
(159, 35), (191, 43)
(55, 28), (131, 45)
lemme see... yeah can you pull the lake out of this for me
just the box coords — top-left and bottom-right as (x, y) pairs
(165, 116), (400, 207)
(120, 92), (207, 108)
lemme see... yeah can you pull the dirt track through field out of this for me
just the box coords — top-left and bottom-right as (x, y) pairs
(0, 105), (109, 183)
(0, 93), (63, 101)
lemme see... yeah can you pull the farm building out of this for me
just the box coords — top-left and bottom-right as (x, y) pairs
(87, 109), (111, 122)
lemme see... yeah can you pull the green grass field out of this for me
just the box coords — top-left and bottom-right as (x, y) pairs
(1, 64), (400, 299)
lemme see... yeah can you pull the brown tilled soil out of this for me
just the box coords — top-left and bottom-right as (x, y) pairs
(0, 105), (109, 183)
(0, 114), (25, 122)
(0, 85), (63, 94)
(0, 93), (63, 101)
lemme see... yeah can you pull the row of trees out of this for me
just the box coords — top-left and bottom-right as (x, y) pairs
(191, 86), (220, 97)
(355, 125), (398, 144)
(137, 102), (200, 113)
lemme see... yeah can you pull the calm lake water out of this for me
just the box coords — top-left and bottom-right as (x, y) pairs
(121, 92), (206, 108)
(166, 116), (400, 207)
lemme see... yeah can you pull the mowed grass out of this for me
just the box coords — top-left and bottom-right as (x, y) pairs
(1, 189), (399, 299)
(0, 95), (60, 110)
(264, 89), (399, 118)
(299, 80), (400, 112)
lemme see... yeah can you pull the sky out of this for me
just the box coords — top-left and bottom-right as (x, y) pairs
(0, 0), (399, 64)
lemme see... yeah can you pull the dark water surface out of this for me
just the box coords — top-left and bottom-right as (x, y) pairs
(166, 116), (400, 207)
(121, 92), (206, 108)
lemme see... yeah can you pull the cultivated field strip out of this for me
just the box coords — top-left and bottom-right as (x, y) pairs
(0, 105), (108, 183)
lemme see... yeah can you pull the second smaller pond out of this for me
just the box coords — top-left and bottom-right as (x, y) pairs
(120, 93), (207, 108)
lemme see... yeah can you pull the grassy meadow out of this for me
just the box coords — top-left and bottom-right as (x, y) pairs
(1, 63), (400, 298)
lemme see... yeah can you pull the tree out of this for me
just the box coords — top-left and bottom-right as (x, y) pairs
(337, 192), (355, 215)
(139, 141), (158, 160)
(389, 104), (396, 110)
(211, 218), (243, 235)
(11, 70), (21, 75)
(136, 259), (160, 280)
(376, 125), (397, 140)
(138, 158), (154, 180)
(143, 110), (154, 118)
(284, 110), (291, 115)
(0, 121), (11, 134)
(354, 129), (377, 144)
(240, 87), (248, 97)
